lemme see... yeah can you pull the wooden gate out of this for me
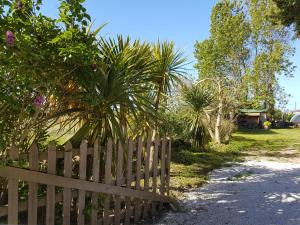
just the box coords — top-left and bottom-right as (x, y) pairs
(0, 136), (174, 225)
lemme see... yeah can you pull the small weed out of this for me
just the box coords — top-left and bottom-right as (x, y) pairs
(227, 170), (254, 181)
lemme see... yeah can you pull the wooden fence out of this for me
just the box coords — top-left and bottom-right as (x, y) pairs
(0, 136), (174, 225)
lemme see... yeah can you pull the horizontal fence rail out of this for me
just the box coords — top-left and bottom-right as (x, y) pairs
(0, 136), (173, 225)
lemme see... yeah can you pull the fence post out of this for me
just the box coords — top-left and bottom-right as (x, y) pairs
(63, 142), (72, 225)
(78, 140), (88, 225)
(103, 138), (113, 225)
(28, 143), (38, 225)
(46, 142), (56, 225)
(8, 144), (19, 225)
(114, 141), (124, 225)
(91, 139), (100, 225)
(124, 139), (133, 225)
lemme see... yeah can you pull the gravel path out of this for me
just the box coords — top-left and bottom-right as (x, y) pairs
(155, 159), (300, 225)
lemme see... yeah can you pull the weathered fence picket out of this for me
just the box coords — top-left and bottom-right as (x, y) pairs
(46, 142), (56, 225)
(28, 143), (38, 225)
(143, 136), (152, 219)
(134, 137), (143, 224)
(151, 137), (160, 215)
(0, 136), (173, 225)
(124, 139), (134, 225)
(91, 139), (100, 225)
(78, 140), (88, 225)
(63, 142), (72, 225)
(8, 145), (18, 225)
(166, 138), (172, 196)
(114, 142), (124, 225)
(103, 138), (113, 225)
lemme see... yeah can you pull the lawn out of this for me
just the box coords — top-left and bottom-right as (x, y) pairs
(233, 128), (300, 153)
(170, 128), (300, 197)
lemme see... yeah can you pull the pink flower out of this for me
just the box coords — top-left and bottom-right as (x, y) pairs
(5, 31), (15, 47)
(33, 95), (45, 106)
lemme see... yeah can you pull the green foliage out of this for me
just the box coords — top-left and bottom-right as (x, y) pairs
(55, 36), (158, 145)
(158, 110), (186, 140)
(248, 0), (294, 114)
(156, 83), (213, 148)
(195, 0), (250, 82)
(0, 0), (64, 151)
(171, 142), (242, 192)
(181, 84), (213, 113)
(263, 121), (272, 127)
(0, 0), (188, 151)
(273, 0), (300, 36)
(152, 41), (187, 110)
(180, 84), (212, 147)
(233, 128), (300, 153)
(194, 0), (250, 143)
(193, 0), (295, 144)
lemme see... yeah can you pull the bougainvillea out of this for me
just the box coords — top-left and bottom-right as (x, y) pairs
(0, 0), (98, 152)
(5, 31), (15, 47)
(33, 95), (45, 107)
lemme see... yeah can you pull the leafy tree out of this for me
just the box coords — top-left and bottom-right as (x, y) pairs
(272, 0), (300, 36)
(194, 0), (295, 144)
(1, 0), (188, 151)
(194, 0), (250, 144)
(247, 0), (294, 116)
(0, 0), (66, 151)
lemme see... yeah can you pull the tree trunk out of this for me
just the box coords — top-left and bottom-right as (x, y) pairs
(204, 112), (215, 140)
(214, 80), (223, 144)
(215, 102), (222, 144)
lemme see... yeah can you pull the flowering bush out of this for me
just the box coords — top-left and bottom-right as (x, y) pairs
(0, 0), (98, 152)
(0, 0), (186, 153)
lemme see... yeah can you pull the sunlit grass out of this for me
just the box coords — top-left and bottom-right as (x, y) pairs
(170, 145), (243, 196)
(232, 128), (300, 154)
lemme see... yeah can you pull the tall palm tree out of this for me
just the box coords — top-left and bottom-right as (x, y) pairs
(152, 41), (187, 111)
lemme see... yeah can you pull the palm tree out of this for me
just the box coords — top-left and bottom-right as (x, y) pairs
(53, 36), (157, 146)
(180, 84), (213, 147)
(152, 41), (187, 111)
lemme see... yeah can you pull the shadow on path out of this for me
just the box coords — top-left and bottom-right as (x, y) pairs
(156, 160), (300, 225)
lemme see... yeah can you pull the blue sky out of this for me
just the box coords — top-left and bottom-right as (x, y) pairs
(42, 0), (300, 110)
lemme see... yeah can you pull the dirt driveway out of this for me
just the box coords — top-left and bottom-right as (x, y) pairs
(155, 156), (300, 225)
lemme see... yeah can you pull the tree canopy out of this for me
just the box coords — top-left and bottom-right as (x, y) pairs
(273, 0), (300, 36)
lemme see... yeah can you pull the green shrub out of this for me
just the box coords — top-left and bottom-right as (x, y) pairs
(263, 121), (272, 127)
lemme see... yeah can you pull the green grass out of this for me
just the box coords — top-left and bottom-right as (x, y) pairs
(232, 128), (300, 157)
(170, 128), (300, 197)
(170, 144), (243, 195)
